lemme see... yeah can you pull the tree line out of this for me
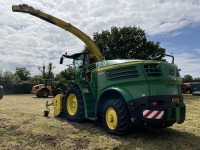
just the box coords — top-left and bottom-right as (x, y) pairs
(182, 74), (200, 83)
(0, 64), (74, 94)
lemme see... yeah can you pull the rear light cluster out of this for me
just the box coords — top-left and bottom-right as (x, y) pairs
(130, 103), (134, 109)
(85, 74), (91, 82)
(130, 101), (160, 109)
(151, 101), (163, 106)
(152, 101), (158, 106)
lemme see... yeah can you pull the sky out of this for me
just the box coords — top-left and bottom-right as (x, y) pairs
(1, 0), (200, 78)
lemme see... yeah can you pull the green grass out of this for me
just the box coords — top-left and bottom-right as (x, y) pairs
(0, 94), (200, 150)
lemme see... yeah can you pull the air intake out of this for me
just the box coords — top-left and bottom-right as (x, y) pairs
(107, 66), (139, 81)
(143, 64), (162, 77)
(87, 63), (96, 71)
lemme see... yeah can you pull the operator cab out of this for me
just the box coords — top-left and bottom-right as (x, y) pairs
(43, 79), (53, 87)
(60, 52), (92, 71)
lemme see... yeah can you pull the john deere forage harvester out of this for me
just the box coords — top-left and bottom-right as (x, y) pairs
(12, 4), (186, 135)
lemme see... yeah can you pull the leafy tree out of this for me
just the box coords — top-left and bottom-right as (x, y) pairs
(47, 62), (55, 79)
(15, 67), (31, 81)
(0, 68), (32, 94)
(182, 74), (193, 82)
(144, 41), (165, 60)
(38, 62), (55, 79)
(86, 26), (165, 60)
(0, 68), (2, 77)
(59, 66), (74, 80)
(194, 77), (200, 81)
(0, 71), (15, 94)
(55, 66), (74, 90)
(28, 75), (43, 85)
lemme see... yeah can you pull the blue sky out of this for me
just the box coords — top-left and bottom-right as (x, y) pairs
(148, 25), (200, 78)
(149, 25), (200, 53)
(0, 0), (200, 78)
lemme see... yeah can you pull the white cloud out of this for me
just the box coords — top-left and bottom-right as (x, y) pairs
(194, 49), (200, 53)
(0, 0), (200, 77)
(173, 52), (200, 78)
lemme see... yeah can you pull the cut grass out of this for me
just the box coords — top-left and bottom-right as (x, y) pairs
(0, 94), (199, 150)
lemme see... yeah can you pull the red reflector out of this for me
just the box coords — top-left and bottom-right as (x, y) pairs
(130, 103), (134, 109)
(86, 75), (90, 82)
(152, 101), (158, 106)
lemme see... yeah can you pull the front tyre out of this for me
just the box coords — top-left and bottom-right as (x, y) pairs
(39, 89), (49, 98)
(63, 86), (85, 122)
(102, 98), (131, 135)
(53, 88), (63, 97)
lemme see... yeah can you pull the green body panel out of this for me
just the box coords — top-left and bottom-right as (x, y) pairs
(145, 62), (182, 96)
(96, 65), (149, 101)
(96, 60), (181, 100)
(70, 69), (98, 119)
(70, 59), (184, 123)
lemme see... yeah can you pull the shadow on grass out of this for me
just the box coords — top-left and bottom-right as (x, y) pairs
(121, 127), (200, 149)
(31, 96), (54, 99)
(52, 116), (200, 149)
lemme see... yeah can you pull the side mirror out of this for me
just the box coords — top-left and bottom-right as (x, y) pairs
(60, 57), (63, 64)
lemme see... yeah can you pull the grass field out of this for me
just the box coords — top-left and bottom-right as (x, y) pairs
(0, 94), (200, 150)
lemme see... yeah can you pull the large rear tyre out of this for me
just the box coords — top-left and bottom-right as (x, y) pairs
(53, 88), (63, 97)
(63, 86), (85, 122)
(102, 98), (131, 135)
(39, 89), (49, 98)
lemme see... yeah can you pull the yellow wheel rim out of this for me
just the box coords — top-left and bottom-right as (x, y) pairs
(67, 93), (78, 116)
(106, 107), (118, 130)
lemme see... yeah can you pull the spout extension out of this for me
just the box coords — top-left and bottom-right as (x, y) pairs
(12, 4), (27, 11)
(12, 4), (37, 13)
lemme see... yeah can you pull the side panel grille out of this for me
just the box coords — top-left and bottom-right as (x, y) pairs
(144, 64), (162, 77)
(106, 66), (139, 81)
(87, 63), (96, 71)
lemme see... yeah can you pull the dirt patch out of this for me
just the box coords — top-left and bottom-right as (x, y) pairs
(0, 141), (22, 150)
(72, 136), (90, 150)
(0, 118), (12, 136)
(9, 128), (24, 136)
(0, 118), (11, 126)
(39, 134), (58, 147)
